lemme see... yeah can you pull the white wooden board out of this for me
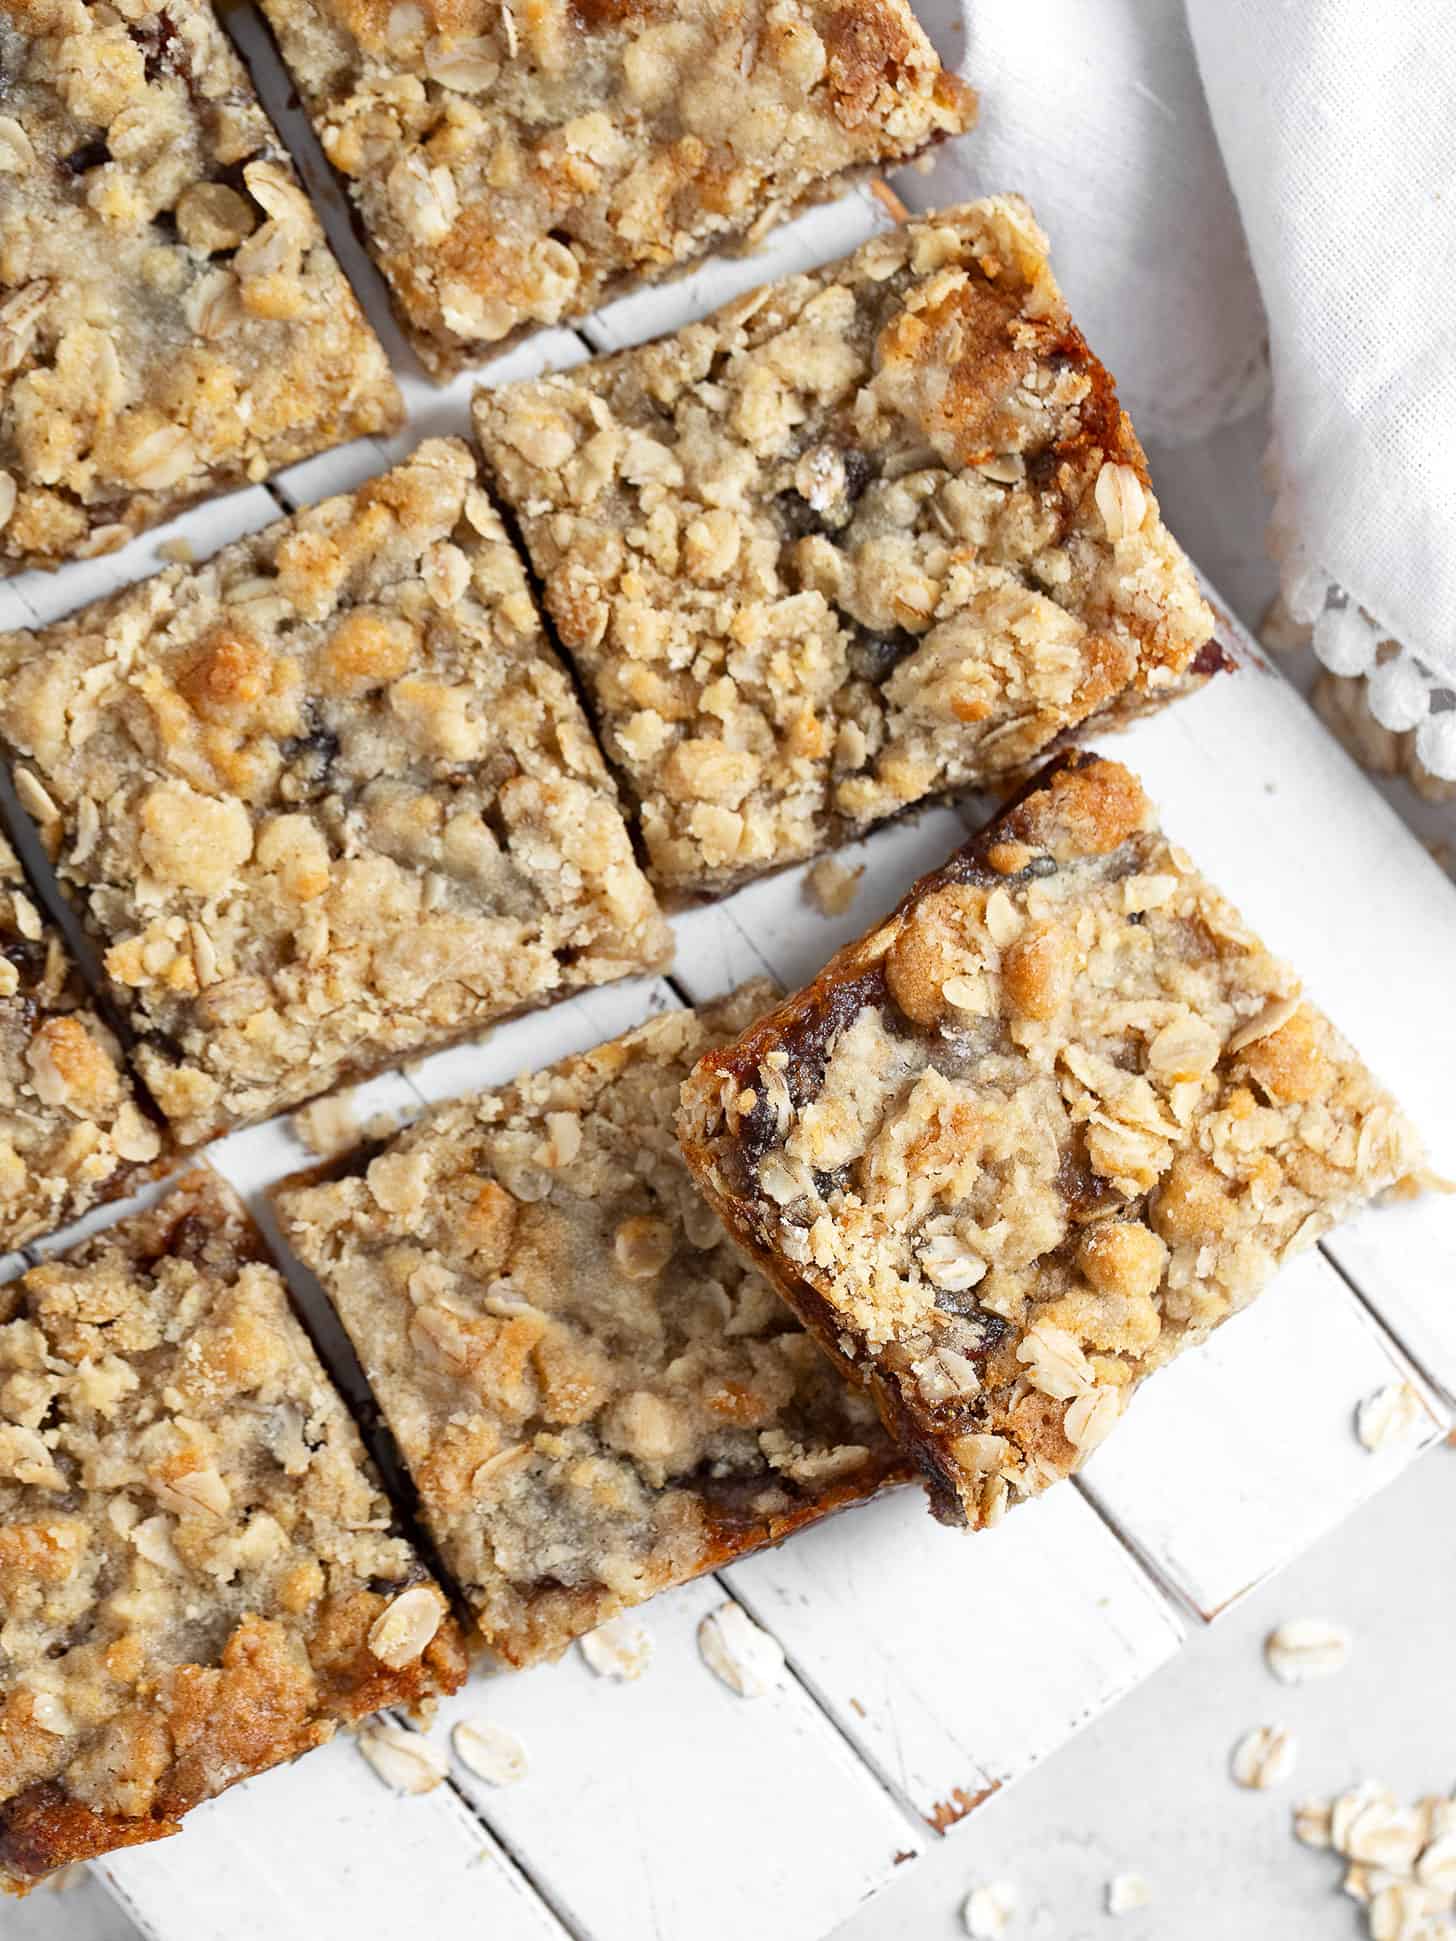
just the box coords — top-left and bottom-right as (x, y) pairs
(722, 1485), (1183, 1831)
(2, 8), (1453, 1937)
(100, 1731), (567, 1941)
(424, 1578), (922, 1941)
(1076, 1250), (1450, 1618)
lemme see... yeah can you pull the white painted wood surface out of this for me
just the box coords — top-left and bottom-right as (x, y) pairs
(722, 1485), (1184, 1830)
(101, 1731), (567, 1941)
(426, 1578), (922, 1941)
(2, 7), (1452, 1937)
(1077, 1251), (1450, 1618)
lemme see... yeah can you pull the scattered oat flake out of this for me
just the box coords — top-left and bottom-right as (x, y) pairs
(293, 1088), (363, 1158)
(156, 536), (196, 564)
(804, 854), (865, 918)
(697, 1601), (786, 1698)
(1290, 1783), (1456, 1941)
(1265, 1618), (1352, 1684)
(452, 1718), (527, 1787)
(1357, 1382), (1427, 1453)
(357, 1723), (447, 1795)
(367, 1584), (442, 1669)
(1232, 1724), (1298, 1790)
(578, 1614), (654, 1681)
(1294, 1799), (1335, 1849)
(1106, 1872), (1152, 1915)
(962, 1880), (1018, 1937)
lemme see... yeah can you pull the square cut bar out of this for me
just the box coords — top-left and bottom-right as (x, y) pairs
(0, 0), (402, 573)
(678, 754), (1426, 1528)
(0, 1170), (467, 1893)
(274, 985), (910, 1668)
(0, 832), (164, 1250)
(254, 0), (973, 377)
(0, 438), (671, 1145)
(475, 198), (1218, 897)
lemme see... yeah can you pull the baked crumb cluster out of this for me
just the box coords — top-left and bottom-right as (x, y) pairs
(275, 985), (907, 1667)
(256, 0), (972, 375)
(0, 1173), (466, 1890)
(0, 0), (401, 572)
(0, 439), (670, 1145)
(476, 199), (1215, 895)
(679, 756), (1424, 1526)
(0, 834), (162, 1249)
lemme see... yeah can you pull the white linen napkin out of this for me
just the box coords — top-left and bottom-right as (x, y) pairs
(902, 0), (1456, 777)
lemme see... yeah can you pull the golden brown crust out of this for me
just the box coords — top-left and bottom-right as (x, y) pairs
(255, 0), (973, 375)
(476, 200), (1215, 896)
(0, 0), (401, 572)
(0, 833), (166, 1247)
(274, 987), (909, 1667)
(678, 754), (1425, 1526)
(0, 439), (670, 1145)
(0, 1172), (465, 1892)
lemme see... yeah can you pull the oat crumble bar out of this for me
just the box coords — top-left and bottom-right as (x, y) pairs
(0, 833), (163, 1250)
(0, 438), (671, 1145)
(0, 1170), (467, 1892)
(254, 0), (973, 378)
(678, 754), (1425, 1527)
(0, 0), (403, 573)
(475, 198), (1217, 896)
(274, 985), (909, 1667)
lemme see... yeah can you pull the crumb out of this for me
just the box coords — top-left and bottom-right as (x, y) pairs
(293, 1089), (364, 1159)
(805, 855), (866, 918)
(1106, 1872), (1152, 1915)
(962, 1880), (1018, 1937)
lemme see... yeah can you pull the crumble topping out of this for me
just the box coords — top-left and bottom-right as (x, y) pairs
(0, 0), (401, 572)
(274, 985), (907, 1668)
(476, 199), (1215, 896)
(0, 832), (162, 1249)
(678, 755), (1424, 1526)
(254, 0), (973, 375)
(0, 1172), (466, 1891)
(0, 438), (670, 1145)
